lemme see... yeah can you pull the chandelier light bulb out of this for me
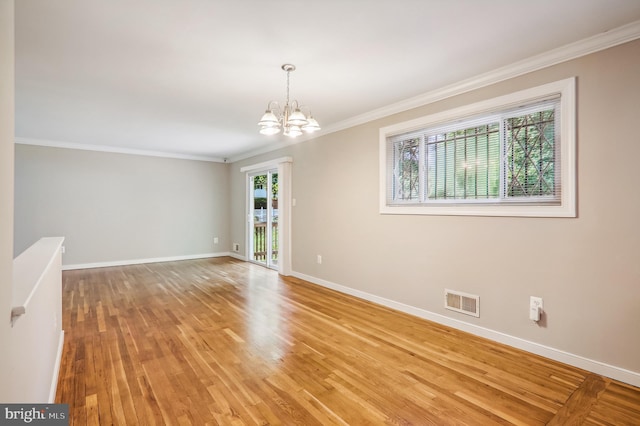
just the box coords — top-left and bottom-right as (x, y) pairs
(284, 125), (302, 137)
(260, 126), (281, 135)
(302, 117), (320, 133)
(258, 110), (279, 126)
(287, 108), (308, 127)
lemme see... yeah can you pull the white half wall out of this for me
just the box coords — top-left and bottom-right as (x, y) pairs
(9, 237), (65, 403)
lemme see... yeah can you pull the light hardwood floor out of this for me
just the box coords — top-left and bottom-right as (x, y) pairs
(56, 257), (640, 425)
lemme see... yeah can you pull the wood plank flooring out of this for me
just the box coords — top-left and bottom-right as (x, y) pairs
(55, 257), (640, 425)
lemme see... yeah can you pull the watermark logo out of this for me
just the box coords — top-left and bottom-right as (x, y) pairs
(1, 404), (68, 425)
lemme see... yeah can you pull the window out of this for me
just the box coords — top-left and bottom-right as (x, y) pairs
(380, 78), (576, 217)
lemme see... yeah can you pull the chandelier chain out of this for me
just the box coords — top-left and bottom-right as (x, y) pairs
(285, 69), (290, 106)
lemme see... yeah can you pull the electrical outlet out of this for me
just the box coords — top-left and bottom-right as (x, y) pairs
(214, 237), (219, 244)
(530, 296), (543, 321)
(317, 255), (322, 264)
(233, 243), (239, 252)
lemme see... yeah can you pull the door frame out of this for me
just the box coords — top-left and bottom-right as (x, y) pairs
(240, 157), (292, 276)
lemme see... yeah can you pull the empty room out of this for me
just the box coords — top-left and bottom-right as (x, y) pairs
(2, 1), (640, 424)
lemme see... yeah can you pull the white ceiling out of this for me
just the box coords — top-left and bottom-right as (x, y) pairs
(15, 1), (640, 162)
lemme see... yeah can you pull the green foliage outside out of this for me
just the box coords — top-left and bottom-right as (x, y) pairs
(394, 108), (555, 201)
(253, 173), (278, 199)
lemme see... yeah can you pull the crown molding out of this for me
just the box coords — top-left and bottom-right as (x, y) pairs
(323, 19), (640, 135)
(228, 133), (319, 163)
(16, 20), (640, 164)
(228, 139), (295, 163)
(14, 137), (225, 163)
(232, 19), (640, 163)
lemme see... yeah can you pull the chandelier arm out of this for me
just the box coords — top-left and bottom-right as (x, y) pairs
(266, 101), (282, 119)
(298, 104), (314, 115)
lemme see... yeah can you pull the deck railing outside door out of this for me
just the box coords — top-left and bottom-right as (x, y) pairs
(253, 222), (278, 262)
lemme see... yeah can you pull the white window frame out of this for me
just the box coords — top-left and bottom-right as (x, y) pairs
(379, 77), (576, 217)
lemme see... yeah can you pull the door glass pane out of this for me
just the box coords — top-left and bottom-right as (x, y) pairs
(271, 172), (278, 267)
(251, 171), (278, 269)
(253, 174), (267, 265)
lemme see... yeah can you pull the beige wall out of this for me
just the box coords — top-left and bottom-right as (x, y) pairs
(14, 145), (230, 266)
(231, 39), (640, 375)
(0, 0), (15, 401)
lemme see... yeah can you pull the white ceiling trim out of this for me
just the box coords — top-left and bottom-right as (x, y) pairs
(229, 138), (309, 163)
(239, 156), (293, 173)
(320, 19), (640, 136)
(14, 137), (224, 163)
(230, 19), (640, 163)
(16, 20), (640, 164)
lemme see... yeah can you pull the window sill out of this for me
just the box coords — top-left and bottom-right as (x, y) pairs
(380, 202), (575, 217)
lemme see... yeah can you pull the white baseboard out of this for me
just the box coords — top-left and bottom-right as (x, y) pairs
(291, 271), (640, 388)
(48, 330), (64, 403)
(228, 252), (247, 261)
(62, 252), (232, 270)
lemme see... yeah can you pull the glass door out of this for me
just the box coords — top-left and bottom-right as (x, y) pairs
(249, 170), (278, 269)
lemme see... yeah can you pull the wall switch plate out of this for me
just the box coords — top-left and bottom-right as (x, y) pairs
(317, 255), (322, 264)
(214, 237), (219, 244)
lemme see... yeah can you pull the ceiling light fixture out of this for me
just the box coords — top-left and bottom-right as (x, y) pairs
(258, 64), (320, 137)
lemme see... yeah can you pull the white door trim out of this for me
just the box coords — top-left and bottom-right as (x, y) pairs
(242, 157), (292, 276)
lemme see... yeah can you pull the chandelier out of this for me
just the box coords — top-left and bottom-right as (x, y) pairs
(258, 64), (320, 137)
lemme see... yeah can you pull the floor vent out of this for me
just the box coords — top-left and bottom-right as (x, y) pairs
(444, 289), (480, 317)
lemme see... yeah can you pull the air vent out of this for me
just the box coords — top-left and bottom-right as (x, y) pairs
(444, 289), (480, 317)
